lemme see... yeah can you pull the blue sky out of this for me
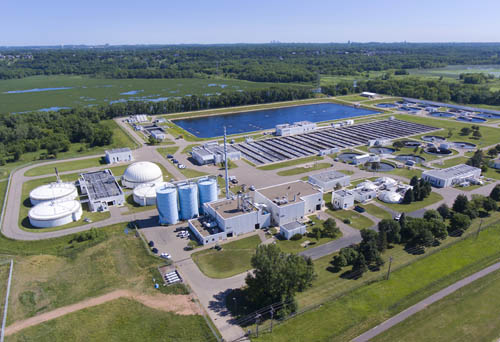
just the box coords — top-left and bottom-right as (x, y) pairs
(2, 0), (500, 45)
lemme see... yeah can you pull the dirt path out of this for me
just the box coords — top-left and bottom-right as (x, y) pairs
(4, 289), (201, 336)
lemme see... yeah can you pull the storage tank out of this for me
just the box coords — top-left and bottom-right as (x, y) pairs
(28, 200), (82, 228)
(178, 182), (199, 220)
(156, 183), (178, 225)
(197, 177), (218, 213)
(122, 161), (163, 188)
(133, 182), (170, 206)
(29, 182), (78, 206)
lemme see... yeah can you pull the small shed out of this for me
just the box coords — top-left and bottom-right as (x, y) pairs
(280, 221), (306, 240)
(105, 148), (133, 164)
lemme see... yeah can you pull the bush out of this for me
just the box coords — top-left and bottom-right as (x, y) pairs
(343, 218), (351, 224)
(290, 234), (303, 241)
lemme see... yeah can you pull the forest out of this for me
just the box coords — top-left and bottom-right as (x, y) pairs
(2, 43), (500, 82)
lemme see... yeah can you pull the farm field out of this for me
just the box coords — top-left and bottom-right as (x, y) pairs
(372, 268), (500, 342)
(191, 235), (261, 279)
(407, 64), (500, 79)
(255, 215), (500, 342)
(0, 75), (290, 114)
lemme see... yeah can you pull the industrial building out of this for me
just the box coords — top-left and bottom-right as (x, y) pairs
(150, 129), (167, 140)
(331, 120), (354, 128)
(122, 162), (163, 189)
(422, 164), (482, 188)
(332, 189), (355, 209)
(308, 170), (351, 191)
(28, 200), (82, 228)
(280, 221), (306, 240)
(29, 182), (78, 206)
(127, 114), (149, 123)
(191, 142), (241, 165)
(189, 196), (271, 245)
(254, 181), (323, 226)
(105, 148), (133, 164)
(367, 138), (391, 147)
(275, 121), (316, 136)
(133, 182), (170, 206)
(79, 169), (125, 212)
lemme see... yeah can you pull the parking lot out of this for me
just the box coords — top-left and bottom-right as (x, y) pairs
(141, 223), (195, 262)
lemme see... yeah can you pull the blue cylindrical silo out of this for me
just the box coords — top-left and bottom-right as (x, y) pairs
(156, 183), (179, 225)
(178, 182), (199, 220)
(198, 177), (218, 213)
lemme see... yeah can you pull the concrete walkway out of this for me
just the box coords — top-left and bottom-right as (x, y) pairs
(352, 261), (500, 342)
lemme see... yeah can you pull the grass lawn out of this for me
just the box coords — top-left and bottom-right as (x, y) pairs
(275, 216), (341, 254)
(156, 146), (180, 156)
(337, 169), (355, 175)
(178, 167), (208, 179)
(191, 235), (261, 279)
(122, 194), (156, 215)
(24, 157), (105, 177)
(377, 191), (443, 213)
(385, 166), (423, 180)
(0, 262), (11, 319)
(7, 298), (217, 342)
(181, 143), (201, 154)
(255, 214), (500, 342)
(335, 94), (368, 102)
(2, 223), (188, 326)
(433, 156), (469, 168)
(372, 268), (500, 342)
(258, 156), (324, 171)
(483, 166), (500, 180)
(327, 209), (374, 230)
(277, 163), (331, 176)
(361, 204), (392, 220)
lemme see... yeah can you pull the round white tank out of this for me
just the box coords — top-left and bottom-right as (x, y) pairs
(198, 177), (217, 213)
(29, 182), (78, 206)
(122, 161), (163, 188)
(178, 182), (199, 220)
(156, 183), (179, 225)
(133, 182), (167, 206)
(28, 200), (82, 228)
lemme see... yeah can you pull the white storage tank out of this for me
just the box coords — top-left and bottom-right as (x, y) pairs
(29, 182), (78, 206)
(197, 177), (218, 213)
(156, 183), (179, 225)
(133, 182), (168, 206)
(122, 161), (163, 188)
(178, 182), (199, 220)
(28, 200), (82, 228)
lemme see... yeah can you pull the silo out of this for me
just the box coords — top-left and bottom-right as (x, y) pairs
(156, 183), (179, 225)
(178, 182), (199, 220)
(197, 177), (218, 213)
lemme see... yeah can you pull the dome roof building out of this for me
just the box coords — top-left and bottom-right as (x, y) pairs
(29, 182), (78, 206)
(28, 200), (82, 228)
(378, 191), (402, 204)
(122, 162), (163, 188)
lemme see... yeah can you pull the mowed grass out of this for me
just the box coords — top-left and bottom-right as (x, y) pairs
(258, 156), (324, 171)
(24, 157), (105, 177)
(7, 298), (217, 342)
(156, 146), (180, 156)
(276, 163), (331, 176)
(255, 216), (500, 342)
(361, 203), (392, 220)
(433, 156), (469, 168)
(0, 262), (11, 321)
(191, 235), (261, 279)
(372, 268), (500, 342)
(3, 223), (178, 325)
(0, 75), (291, 114)
(377, 191), (443, 213)
(327, 209), (374, 230)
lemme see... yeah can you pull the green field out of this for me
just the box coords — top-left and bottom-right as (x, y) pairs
(372, 268), (500, 342)
(377, 191), (443, 213)
(408, 64), (500, 79)
(433, 156), (469, 168)
(191, 235), (261, 279)
(276, 163), (331, 176)
(7, 298), (216, 342)
(156, 146), (180, 156)
(258, 156), (324, 171)
(255, 215), (500, 342)
(361, 203), (392, 220)
(327, 209), (374, 230)
(0, 75), (291, 114)
(24, 157), (105, 177)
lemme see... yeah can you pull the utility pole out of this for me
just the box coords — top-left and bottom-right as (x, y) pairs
(476, 218), (483, 239)
(223, 126), (230, 199)
(255, 313), (261, 338)
(270, 306), (274, 332)
(386, 256), (393, 280)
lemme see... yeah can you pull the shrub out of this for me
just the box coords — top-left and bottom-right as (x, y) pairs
(343, 218), (351, 224)
(290, 234), (303, 241)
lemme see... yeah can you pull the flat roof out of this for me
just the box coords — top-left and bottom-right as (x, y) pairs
(106, 147), (131, 154)
(403, 97), (500, 115)
(423, 164), (481, 180)
(334, 189), (354, 197)
(80, 170), (122, 200)
(257, 181), (321, 204)
(208, 198), (255, 219)
(189, 218), (223, 237)
(309, 170), (349, 183)
(281, 221), (305, 230)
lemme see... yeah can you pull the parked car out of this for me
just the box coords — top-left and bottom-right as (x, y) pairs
(172, 159), (179, 164)
(160, 253), (171, 259)
(354, 205), (366, 213)
(178, 231), (189, 238)
(152, 247), (158, 254)
(178, 164), (186, 169)
(249, 185), (256, 191)
(148, 240), (154, 247)
(167, 154), (174, 159)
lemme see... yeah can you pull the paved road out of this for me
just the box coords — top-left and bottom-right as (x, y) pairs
(352, 261), (500, 342)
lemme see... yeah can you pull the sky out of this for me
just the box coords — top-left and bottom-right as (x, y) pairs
(2, 0), (500, 46)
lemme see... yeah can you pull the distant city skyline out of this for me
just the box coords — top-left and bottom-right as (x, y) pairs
(2, 0), (500, 46)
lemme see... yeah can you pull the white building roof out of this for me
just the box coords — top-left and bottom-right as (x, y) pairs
(29, 200), (81, 221)
(378, 191), (402, 204)
(30, 182), (77, 202)
(123, 162), (163, 186)
(309, 170), (348, 183)
(422, 164), (481, 180)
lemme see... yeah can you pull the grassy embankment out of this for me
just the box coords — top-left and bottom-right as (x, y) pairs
(258, 156), (324, 171)
(191, 235), (261, 279)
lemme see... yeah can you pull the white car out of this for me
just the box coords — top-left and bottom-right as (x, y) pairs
(160, 253), (171, 259)
(178, 231), (189, 238)
(178, 164), (186, 169)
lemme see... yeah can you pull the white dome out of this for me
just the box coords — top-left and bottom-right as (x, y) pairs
(376, 177), (397, 186)
(122, 162), (163, 188)
(359, 181), (378, 191)
(133, 182), (171, 206)
(30, 182), (78, 206)
(29, 200), (82, 228)
(378, 191), (402, 204)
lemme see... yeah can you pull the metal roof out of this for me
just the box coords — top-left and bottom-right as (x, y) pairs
(422, 164), (481, 180)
